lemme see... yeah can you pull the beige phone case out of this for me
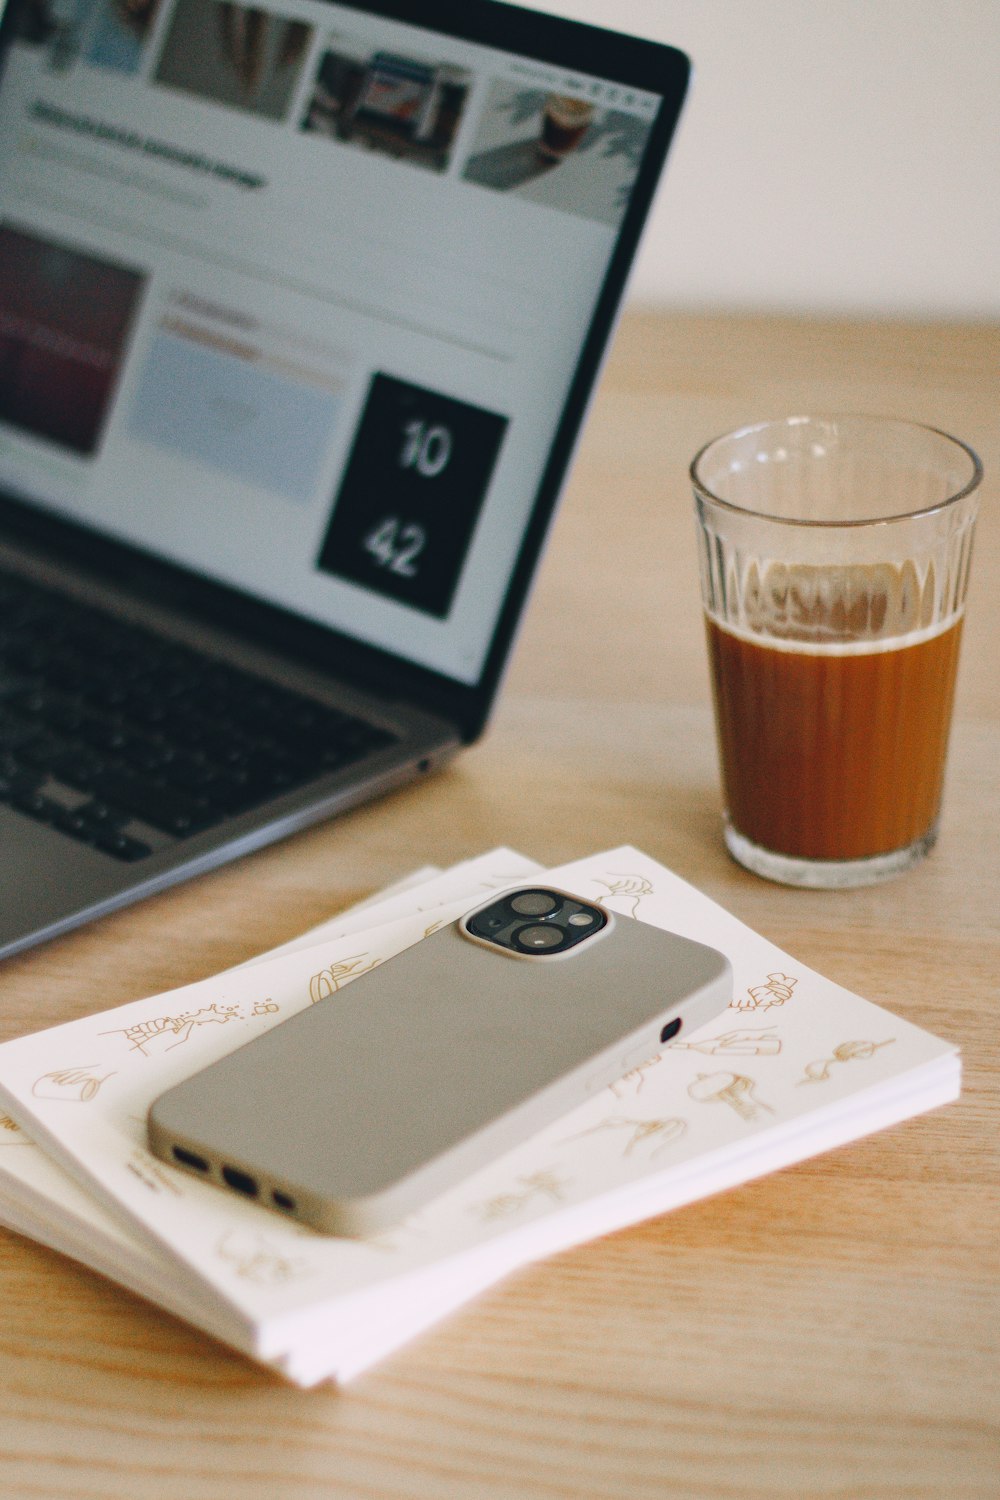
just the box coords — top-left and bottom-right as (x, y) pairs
(148, 894), (731, 1235)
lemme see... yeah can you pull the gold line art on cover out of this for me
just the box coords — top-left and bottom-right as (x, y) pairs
(669, 1025), (783, 1057)
(594, 873), (654, 917)
(687, 1071), (775, 1122)
(32, 1066), (117, 1101)
(217, 1229), (315, 1287)
(732, 972), (799, 1012)
(100, 1001), (245, 1054)
(609, 1058), (661, 1097)
(563, 1114), (688, 1159)
(798, 1039), (896, 1085)
(0, 1113), (29, 1142)
(308, 954), (380, 1003)
(473, 1169), (569, 1223)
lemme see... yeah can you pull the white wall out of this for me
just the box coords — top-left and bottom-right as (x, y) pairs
(518, 0), (1000, 320)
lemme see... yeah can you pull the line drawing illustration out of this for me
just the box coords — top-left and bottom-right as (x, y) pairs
(593, 873), (654, 917)
(100, 1001), (245, 1054)
(687, 1070), (775, 1122)
(0, 1113), (29, 1143)
(798, 1038), (895, 1084)
(251, 998), (280, 1016)
(472, 1168), (569, 1222)
(308, 953), (379, 1003)
(564, 1114), (688, 1159)
(31, 1065), (116, 1102)
(609, 1057), (660, 1097)
(669, 1025), (782, 1058)
(216, 1230), (314, 1287)
(732, 972), (799, 1012)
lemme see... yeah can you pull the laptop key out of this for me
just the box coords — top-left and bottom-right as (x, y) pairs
(0, 712), (39, 751)
(92, 827), (153, 862)
(18, 736), (105, 792)
(49, 805), (103, 844)
(11, 688), (88, 737)
(0, 757), (41, 802)
(10, 788), (62, 823)
(87, 768), (216, 836)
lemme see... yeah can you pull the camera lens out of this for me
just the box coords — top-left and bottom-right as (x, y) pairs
(515, 923), (564, 951)
(510, 891), (559, 917)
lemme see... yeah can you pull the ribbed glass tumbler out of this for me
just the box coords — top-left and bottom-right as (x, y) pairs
(691, 415), (982, 888)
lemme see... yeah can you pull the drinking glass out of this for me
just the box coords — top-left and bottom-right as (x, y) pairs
(691, 415), (982, 888)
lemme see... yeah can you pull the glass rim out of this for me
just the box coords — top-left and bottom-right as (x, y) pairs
(690, 414), (983, 529)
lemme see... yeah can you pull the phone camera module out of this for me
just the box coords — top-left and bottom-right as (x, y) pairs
(514, 923), (565, 952)
(509, 891), (559, 917)
(465, 888), (607, 956)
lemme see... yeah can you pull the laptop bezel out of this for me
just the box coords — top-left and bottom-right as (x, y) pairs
(0, 0), (689, 742)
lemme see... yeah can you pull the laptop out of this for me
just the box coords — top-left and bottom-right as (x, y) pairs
(0, 0), (689, 961)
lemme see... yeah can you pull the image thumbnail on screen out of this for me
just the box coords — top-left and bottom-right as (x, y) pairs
(0, 225), (146, 456)
(155, 0), (313, 122)
(302, 41), (471, 175)
(12, 0), (162, 77)
(463, 83), (653, 227)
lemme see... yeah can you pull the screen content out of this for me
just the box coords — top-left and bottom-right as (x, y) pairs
(0, 0), (662, 683)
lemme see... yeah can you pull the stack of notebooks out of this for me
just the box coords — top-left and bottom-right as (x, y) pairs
(0, 846), (959, 1386)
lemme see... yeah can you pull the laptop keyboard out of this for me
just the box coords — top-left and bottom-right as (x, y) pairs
(0, 567), (397, 862)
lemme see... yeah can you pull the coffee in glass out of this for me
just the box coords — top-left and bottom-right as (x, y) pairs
(691, 416), (982, 887)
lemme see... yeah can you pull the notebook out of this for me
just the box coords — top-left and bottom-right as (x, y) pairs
(0, 0), (690, 960)
(0, 846), (961, 1384)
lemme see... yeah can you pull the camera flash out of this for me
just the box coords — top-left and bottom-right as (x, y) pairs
(568, 912), (594, 926)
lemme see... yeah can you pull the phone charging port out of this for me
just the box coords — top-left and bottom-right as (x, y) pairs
(222, 1165), (259, 1197)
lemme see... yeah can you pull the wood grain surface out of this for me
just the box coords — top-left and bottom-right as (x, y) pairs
(1, 312), (998, 1498)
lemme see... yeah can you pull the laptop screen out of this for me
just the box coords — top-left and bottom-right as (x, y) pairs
(0, 0), (683, 689)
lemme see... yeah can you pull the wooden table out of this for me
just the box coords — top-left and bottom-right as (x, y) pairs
(1, 313), (998, 1498)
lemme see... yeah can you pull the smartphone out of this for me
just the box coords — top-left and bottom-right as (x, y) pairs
(148, 887), (731, 1236)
